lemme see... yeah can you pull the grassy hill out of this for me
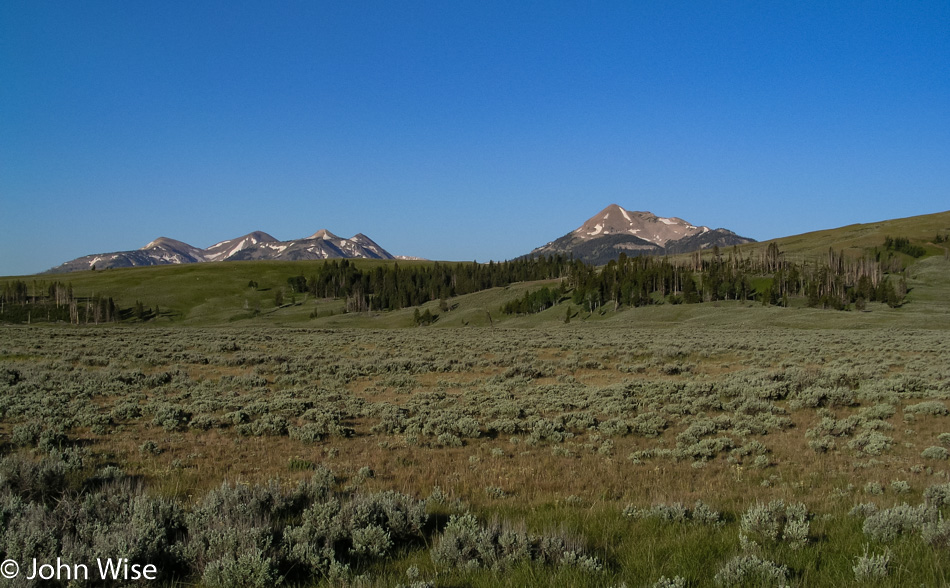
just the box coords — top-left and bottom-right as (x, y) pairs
(717, 209), (950, 263)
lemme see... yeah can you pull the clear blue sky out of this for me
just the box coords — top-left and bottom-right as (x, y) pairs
(2, 1), (948, 275)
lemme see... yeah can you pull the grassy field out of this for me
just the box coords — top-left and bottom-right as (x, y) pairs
(1, 215), (950, 586)
(3, 311), (950, 585)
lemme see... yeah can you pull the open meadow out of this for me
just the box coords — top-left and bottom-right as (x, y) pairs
(3, 297), (950, 586)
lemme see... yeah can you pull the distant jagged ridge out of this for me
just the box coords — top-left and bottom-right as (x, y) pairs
(47, 229), (395, 273)
(524, 204), (754, 265)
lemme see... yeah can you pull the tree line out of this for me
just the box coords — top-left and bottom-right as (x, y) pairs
(0, 280), (155, 324)
(883, 236), (926, 258)
(504, 239), (913, 317)
(501, 284), (565, 316)
(286, 257), (570, 313)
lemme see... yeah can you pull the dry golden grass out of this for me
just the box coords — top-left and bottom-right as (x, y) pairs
(76, 392), (949, 521)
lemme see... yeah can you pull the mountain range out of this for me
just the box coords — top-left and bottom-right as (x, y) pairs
(47, 230), (395, 273)
(46, 204), (754, 273)
(525, 204), (754, 264)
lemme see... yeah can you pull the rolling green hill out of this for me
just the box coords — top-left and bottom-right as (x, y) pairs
(718, 209), (950, 262)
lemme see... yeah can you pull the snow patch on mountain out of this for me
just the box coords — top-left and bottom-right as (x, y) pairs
(47, 227), (397, 273)
(524, 203), (754, 265)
